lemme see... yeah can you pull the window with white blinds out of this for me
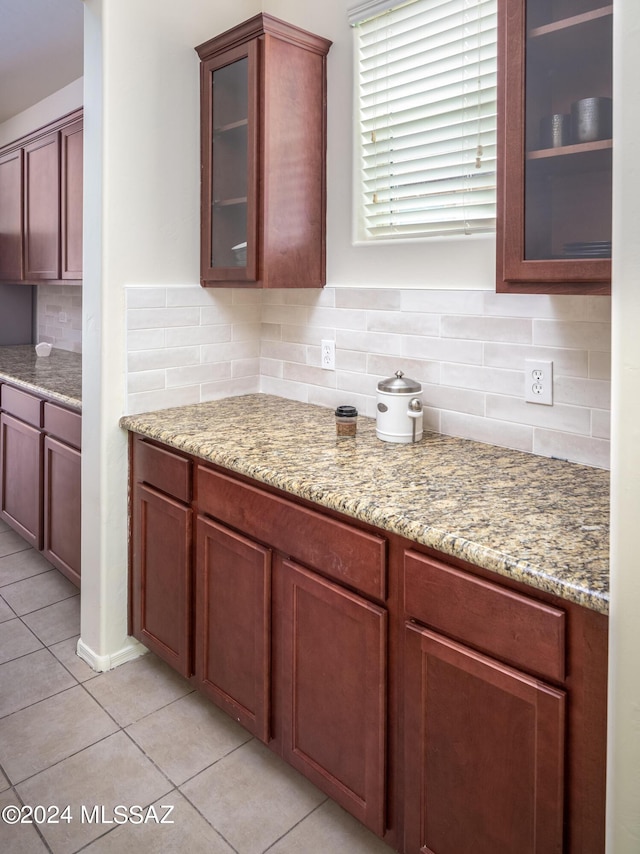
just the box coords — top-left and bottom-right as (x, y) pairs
(351, 0), (497, 241)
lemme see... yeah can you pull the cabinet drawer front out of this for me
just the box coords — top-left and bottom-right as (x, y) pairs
(198, 466), (387, 601)
(404, 550), (565, 682)
(133, 437), (192, 503)
(44, 402), (81, 449)
(1, 384), (42, 427)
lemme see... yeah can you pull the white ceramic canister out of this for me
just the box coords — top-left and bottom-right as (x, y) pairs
(376, 370), (423, 443)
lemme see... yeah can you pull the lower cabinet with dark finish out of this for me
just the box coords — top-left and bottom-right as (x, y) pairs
(130, 438), (193, 677)
(127, 433), (608, 854)
(0, 386), (82, 584)
(275, 557), (387, 835)
(43, 403), (82, 585)
(131, 482), (192, 677)
(0, 411), (43, 548)
(404, 624), (565, 854)
(402, 549), (607, 854)
(194, 515), (271, 741)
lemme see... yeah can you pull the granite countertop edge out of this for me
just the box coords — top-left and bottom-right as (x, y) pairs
(120, 396), (609, 616)
(0, 369), (82, 411)
(0, 346), (82, 411)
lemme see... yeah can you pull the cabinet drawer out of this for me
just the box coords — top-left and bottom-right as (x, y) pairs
(1, 384), (42, 427)
(132, 437), (192, 504)
(404, 550), (565, 682)
(198, 466), (387, 601)
(44, 403), (81, 449)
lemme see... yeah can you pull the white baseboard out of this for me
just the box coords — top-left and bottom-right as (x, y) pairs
(76, 636), (148, 672)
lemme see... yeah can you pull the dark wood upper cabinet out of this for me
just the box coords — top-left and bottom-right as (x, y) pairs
(23, 131), (61, 281)
(195, 14), (331, 288)
(0, 149), (23, 281)
(497, 0), (612, 294)
(0, 109), (82, 285)
(60, 119), (83, 281)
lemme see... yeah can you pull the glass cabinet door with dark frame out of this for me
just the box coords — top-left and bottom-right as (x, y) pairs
(497, 0), (612, 294)
(196, 14), (331, 290)
(201, 42), (258, 284)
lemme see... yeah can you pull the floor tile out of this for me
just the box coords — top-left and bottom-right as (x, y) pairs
(1, 569), (78, 616)
(181, 738), (326, 854)
(15, 731), (173, 854)
(49, 635), (100, 683)
(0, 789), (49, 853)
(0, 618), (42, 665)
(0, 768), (8, 792)
(268, 798), (394, 853)
(0, 648), (76, 719)
(82, 791), (235, 854)
(0, 518), (10, 533)
(0, 595), (15, 623)
(0, 548), (53, 588)
(0, 685), (119, 784)
(0, 529), (31, 559)
(85, 652), (194, 727)
(126, 691), (252, 786)
(21, 595), (80, 646)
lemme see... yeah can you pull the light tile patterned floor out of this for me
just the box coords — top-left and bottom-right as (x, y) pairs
(0, 520), (395, 854)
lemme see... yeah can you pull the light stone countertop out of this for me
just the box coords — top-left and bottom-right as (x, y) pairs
(120, 393), (610, 614)
(0, 345), (82, 410)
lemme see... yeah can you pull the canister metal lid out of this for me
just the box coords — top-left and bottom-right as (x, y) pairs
(377, 370), (422, 394)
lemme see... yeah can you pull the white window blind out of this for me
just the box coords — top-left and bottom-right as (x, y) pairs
(352, 0), (497, 240)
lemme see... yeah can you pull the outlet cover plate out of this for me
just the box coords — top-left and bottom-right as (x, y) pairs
(525, 359), (553, 405)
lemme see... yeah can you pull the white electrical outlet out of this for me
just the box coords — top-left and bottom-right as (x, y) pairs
(321, 339), (335, 371)
(58, 311), (68, 323)
(525, 359), (553, 405)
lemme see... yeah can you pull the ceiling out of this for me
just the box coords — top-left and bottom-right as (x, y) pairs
(0, 0), (84, 125)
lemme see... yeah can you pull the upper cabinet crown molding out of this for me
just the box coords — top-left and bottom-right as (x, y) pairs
(195, 14), (331, 289)
(0, 108), (83, 286)
(496, 0), (612, 295)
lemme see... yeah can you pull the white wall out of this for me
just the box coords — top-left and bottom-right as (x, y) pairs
(0, 77), (83, 148)
(79, 0), (261, 668)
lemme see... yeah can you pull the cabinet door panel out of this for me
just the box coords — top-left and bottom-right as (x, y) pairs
(195, 516), (271, 741)
(23, 132), (60, 281)
(0, 149), (23, 281)
(0, 413), (43, 548)
(43, 436), (81, 586)
(132, 483), (192, 677)
(404, 622), (565, 854)
(60, 120), (83, 280)
(277, 558), (387, 835)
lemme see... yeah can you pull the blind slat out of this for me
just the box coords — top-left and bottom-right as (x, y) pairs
(354, 0), (497, 240)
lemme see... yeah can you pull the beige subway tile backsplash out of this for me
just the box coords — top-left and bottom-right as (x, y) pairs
(441, 315), (532, 344)
(37, 285), (83, 353)
(126, 285), (612, 469)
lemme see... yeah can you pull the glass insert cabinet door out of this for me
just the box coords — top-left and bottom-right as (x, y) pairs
(497, 0), (612, 294)
(201, 42), (258, 284)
